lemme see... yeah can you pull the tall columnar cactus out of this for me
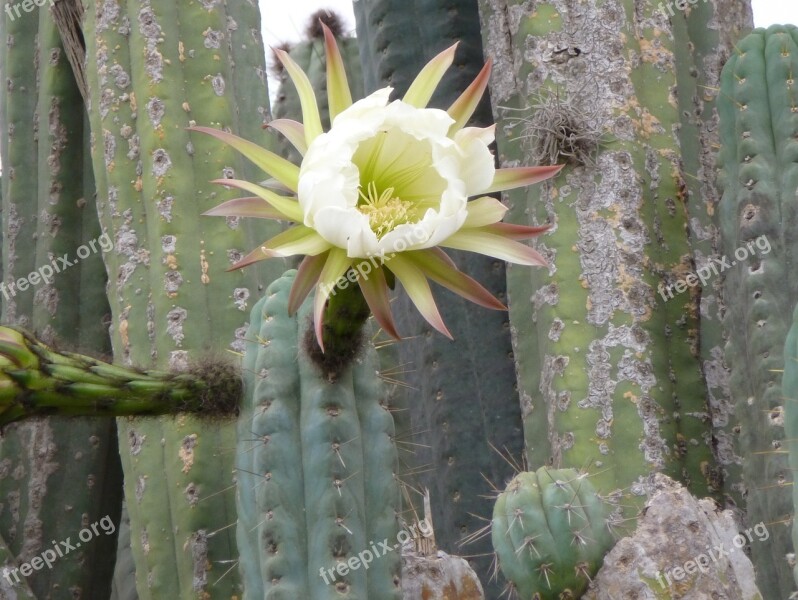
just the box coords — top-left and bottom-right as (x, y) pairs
(670, 0), (753, 509)
(81, 0), (284, 597)
(237, 270), (401, 599)
(717, 24), (798, 597)
(492, 467), (615, 599)
(272, 11), (364, 165)
(476, 0), (753, 526)
(0, 6), (124, 596)
(786, 304), (798, 589)
(353, 2), (523, 592)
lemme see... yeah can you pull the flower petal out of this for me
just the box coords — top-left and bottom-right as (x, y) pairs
(267, 119), (308, 155)
(189, 126), (300, 192)
(322, 23), (353, 121)
(447, 59), (492, 134)
(289, 252), (328, 315)
(313, 248), (352, 351)
(403, 43), (458, 108)
(210, 179), (303, 222)
(463, 196), (508, 228)
(483, 165), (563, 194)
(482, 222), (551, 240)
(386, 255), (452, 339)
(452, 126), (496, 194)
(440, 229), (548, 266)
(230, 226), (330, 270)
(356, 264), (400, 339)
(274, 47), (324, 145)
(202, 197), (286, 220)
(405, 249), (506, 310)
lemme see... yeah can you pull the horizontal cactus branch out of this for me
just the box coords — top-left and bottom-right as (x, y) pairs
(0, 327), (241, 425)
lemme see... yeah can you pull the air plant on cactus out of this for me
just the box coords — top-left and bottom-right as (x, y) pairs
(191, 24), (560, 357)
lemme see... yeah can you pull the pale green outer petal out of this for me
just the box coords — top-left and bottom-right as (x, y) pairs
(463, 197), (508, 227)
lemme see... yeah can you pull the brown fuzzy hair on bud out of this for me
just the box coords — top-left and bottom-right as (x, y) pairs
(306, 8), (346, 40)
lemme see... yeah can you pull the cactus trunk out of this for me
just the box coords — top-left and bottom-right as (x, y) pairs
(476, 0), (751, 527)
(353, 3), (523, 594)
(238, 270), (401, 599)
(81, 0), (284, 596)
(0, 6), (124, 596)
(717, 24), (798, 597)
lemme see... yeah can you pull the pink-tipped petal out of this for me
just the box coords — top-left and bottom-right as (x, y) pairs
(441, 230), (548, 266)
(210, 179), (303, 222)
(267, 119), (308, 155)
(463, 196), (508, 228)
(322, 23), (353, 120)
(403, 43), (458, 109)
(386, 255), (452, 339)
(273, 48), (324, 145)
(482, 222), (552, 240)
(427, 247), (457, 269)
(189, 126), (300, 192)
(313, 248), (352, 351)
(447, 59), (492, 133)
(229, 227), (330, 270)
(202, 197), (285, 220)
(405, 250), (506, 311)
(289, 253), (328, 315)
(483, 165), (564, 194)
(357, 265), (400, 339)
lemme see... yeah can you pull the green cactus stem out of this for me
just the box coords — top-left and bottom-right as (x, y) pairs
(0, 327), (240, 425)
(717, 24), (798, 597)
(492, 466), (614, 600)
(237, 270), (401, 599)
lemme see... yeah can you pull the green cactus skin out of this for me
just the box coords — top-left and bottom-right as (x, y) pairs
(785, 303), (798, 589)
(0, 326), (240, 423)
(238, 270), (401, 599)
(492, 467), (614, 600)
(82, 0), (285, 596)
(476, 0), (742, 526)
(0, 8), (125, 597)
(717, 24), (798, 598)
(110, 503), (139, 600)
(670, 1), (753, 510)
(0, 531), (36, 600)
(353, 2), (522, 594)
(272, 27), (364, 165)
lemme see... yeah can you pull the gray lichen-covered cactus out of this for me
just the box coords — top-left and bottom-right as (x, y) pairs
(81, 0), (284, 596)
(237, 270), (401, 599)
(717, 24), (798, 598)
(476, 0), (751, 529)
(492, 467), (615, 599)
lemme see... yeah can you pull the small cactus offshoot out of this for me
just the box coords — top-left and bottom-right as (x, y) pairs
(492, 466), (615, 599)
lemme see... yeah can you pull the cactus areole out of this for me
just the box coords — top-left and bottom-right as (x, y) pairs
(192, 25), (560, 374)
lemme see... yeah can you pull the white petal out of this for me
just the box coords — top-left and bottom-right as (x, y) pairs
(312, 205), (379, 257)
(453, 126), (496, 194)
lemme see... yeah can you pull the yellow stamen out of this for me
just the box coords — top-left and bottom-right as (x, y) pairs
(358, 182), (417, 239)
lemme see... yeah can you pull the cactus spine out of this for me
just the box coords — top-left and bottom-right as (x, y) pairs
(353, 3), (523, 593)
(82, 0), (284, 596)
(238, 270), (401, 599)
(717, 24), (798, 597)
(0, 6), (123, 596)
(492, 467), (614, 599)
